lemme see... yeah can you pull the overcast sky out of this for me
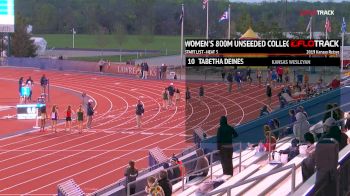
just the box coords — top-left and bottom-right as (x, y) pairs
(231, 0), (349, 2)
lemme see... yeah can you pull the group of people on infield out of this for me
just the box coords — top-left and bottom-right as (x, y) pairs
(39, 101), (94, 134)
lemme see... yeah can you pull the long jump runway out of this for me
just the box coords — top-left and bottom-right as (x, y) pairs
(0, 67), (280, 195)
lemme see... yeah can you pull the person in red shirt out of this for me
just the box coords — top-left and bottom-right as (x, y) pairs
(330, 76), (340, 89)
(276, 66), (283, 83)
(264, 131), (276, 152)
(65, 105), (73, 132)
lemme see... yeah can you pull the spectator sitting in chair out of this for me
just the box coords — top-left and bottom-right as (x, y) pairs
(329, 76), (340, 89)
(188, 148), (209, 181)
(322, 117), (348, 150)
(279, 138), (300, 162)
(168, 157), (182, 184)
(301, 132), (317, 181)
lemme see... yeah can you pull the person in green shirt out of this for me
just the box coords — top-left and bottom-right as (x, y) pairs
(76, 105), (85, 134)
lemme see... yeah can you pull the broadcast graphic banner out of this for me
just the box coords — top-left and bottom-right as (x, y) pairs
(185, 39), (340, 67)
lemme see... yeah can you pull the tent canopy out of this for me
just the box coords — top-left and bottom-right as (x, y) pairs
(240, 27), (260, 39)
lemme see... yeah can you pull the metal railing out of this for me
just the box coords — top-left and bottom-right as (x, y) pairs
(127, 143), (243, 196)
(206, 164), (297, 196)
(88, 145), (198, 196)
(265, 100), (350, 162)
(126, 150), (219, 196)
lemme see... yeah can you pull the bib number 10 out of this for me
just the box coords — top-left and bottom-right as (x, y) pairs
(187, 58), (195, 65)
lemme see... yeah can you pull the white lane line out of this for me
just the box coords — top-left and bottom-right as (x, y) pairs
(140, 132), (154, 135)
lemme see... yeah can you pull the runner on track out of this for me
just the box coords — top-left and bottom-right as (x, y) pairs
(86, 101), (94, 129)
(175, 88), (180, 106)
(65, 105), (73, 132)
(77, 105), (85, 134)
(40, 104), (47, 132)
(257, 70), (262, 86)
(162, 88), (169, 110)
(136, 99), (144, 128)
(266, 84), (272, 106)
(185, 87), (191, 103)
(51, 105), (59, 133)
(199, 85), (204, 102)
(167, 83), (175, 107)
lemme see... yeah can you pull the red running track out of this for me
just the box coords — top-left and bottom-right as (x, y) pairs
(0, 67), (281, 195)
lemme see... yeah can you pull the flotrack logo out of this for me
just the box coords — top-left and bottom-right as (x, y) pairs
(300, 9), (335, 16)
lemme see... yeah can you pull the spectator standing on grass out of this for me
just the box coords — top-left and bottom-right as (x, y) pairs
(161, 64), (167, 80)
(162, 88), (169, 110)
(158, 170), (172, 196)
(125, 160), (138, 195)
(51, 105), (59, 133)
(40, 104), (47, 132)
(86, 101), (94, 129)
(145, 176), (165, 196)
(40, 74), (48, 94)
(136, 99), (144, 128)
(227, 72), (233, 92)
(76, 105), (84, 134)
(266, 83), (272, 106)
(140, 62), (145, 79)
(217, 116), (238, 176)
(98, 59), (105, 73)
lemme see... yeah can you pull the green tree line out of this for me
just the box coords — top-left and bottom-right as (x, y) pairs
(15, 0), (350, 39)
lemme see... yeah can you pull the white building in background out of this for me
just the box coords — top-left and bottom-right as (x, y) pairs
(30, 37), (47, 56)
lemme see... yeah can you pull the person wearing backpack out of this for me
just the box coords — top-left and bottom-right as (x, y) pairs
(136, 100), (144, 128)
(86, 102), (94, 129)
